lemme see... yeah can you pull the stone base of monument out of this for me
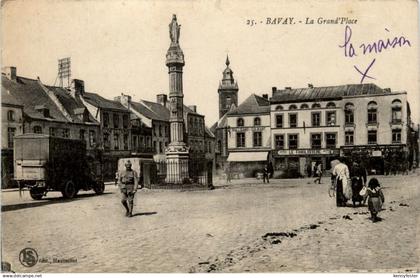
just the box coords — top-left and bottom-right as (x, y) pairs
(165, 144), (190, 184)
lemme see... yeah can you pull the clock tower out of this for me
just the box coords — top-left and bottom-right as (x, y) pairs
(218, 55), (239, 119)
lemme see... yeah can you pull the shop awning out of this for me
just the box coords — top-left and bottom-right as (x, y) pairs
(227, 152), (268, 162)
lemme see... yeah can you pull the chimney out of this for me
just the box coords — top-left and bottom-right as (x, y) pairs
(285, 87), (292, 90)
(3, 66), (17, 81)
(262, 94), (268, 100)
(188, 105), (197, 113)
(117, 93), (132, 109)
(308, 84), (314, 88)
(157, 94), (168, 108)
(70, 79), (85, 98)
(272, 87), (277, 94)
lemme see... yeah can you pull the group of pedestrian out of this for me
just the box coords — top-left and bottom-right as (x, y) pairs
(331, 158), (385, 223)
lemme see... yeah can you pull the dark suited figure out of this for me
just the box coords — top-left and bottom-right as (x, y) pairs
(263, 165), (270, 183)
(118, 160), (139, 217)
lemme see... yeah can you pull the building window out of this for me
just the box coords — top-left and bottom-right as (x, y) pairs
(326, 102), (336, 108)
(253, 132), (262, 147)
(289, 104), (297, 110)
(123, 115), (129, 128)
(312, 112), (321, 127)
(114, 133), (119, 150)
(132, 135), (138, 150)
(237, 118), (244, 127)
(7, 127), (16, 148)
(312, 103), (321, 109)
(7, 110), (15, 122)
(113, 113), (120, 128)
(368, 130), (377, 144)
(217, 140), (222, 152)
(104, 133), (110, 150)
(324, 111), (335, 126)
(123, 134), (129, 150)
(311, 133), (322, 149)
(164, 126), (168, 137)
(391, 99), (402, 123)
(225, 97), (231, 109)
(89, 130), (96, 147)
(153, 141), (157, 153)
(326, 133), (337, 148)
(103, 113), (109, 127)
(62, 128), (70, 138)
(300, 104), (309, 109)
(392, 129), (401, 143)
(33, 126), (42, 134)
(367, 101), (378, 124)
(276, 114), (283, 128)
(275, 105), (283, 111)
(345, 131), (354, 145)
(345, 103), (354, 125)
(49, 127), (56, 137)
(159, 142), (163, 153)
(289, 114), (297, 128)
(275, 134), (284, 149)
(236, 132), (245, 148)
(79, 129), (86, 141)
(254, 117), (261, 126)
(288, 134), (298, 149)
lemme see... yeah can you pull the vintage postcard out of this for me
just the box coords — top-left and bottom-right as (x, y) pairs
(1, 0), (419, 275)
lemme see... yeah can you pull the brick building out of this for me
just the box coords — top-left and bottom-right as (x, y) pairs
(1, 68), (100, 187)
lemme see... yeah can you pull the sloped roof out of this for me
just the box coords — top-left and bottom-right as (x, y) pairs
(271, 83), (390, 104)
(204, 126), (215, 138)
(140, 100), (170, 121)
(45, 86), (97, 124)
(228, 94), (270, 115)
(83, 92), (128, 111)
(132, 99), (203, 122)
(1, 75), (68, 122)
(1, 86), (22, 107)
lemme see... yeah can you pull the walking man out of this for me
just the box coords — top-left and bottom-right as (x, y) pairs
(313, 162), (323, 184)
(118, 160), (139, 217)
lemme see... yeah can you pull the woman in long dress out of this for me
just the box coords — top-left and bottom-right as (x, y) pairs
(332, 159), (351, 207)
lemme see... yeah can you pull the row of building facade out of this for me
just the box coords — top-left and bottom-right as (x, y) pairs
(212, 59), (419, 178)
(1, 66), (215, 187)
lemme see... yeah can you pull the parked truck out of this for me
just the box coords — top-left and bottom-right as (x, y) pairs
(14, 134), (105, 200)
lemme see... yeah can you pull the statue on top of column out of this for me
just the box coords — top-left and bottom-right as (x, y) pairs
(169, 14), (181, 44)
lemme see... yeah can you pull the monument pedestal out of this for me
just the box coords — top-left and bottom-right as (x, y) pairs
(165, 143), (189, 184)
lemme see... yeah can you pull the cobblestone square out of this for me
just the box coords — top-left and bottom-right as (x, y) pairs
(1, 174), (419, 273)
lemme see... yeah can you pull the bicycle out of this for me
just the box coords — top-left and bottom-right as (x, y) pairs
(328, 179), (336, 197)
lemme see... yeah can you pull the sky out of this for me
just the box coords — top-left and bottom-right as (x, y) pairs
(2, 0), (419, 126)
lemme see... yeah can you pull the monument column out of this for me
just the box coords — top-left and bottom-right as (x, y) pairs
(165, 14), (189, 183)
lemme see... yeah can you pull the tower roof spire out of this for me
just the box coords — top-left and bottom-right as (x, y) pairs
(225, 55), (230, 66)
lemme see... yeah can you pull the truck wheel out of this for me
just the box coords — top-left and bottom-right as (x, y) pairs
(62, 181), (77, 199)
(93, 182), (105, 195)
(29, 188), (45, 200)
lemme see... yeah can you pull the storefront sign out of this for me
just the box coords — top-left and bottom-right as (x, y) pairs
(277, 149), (339, 156)
(372, 150), (382, 157)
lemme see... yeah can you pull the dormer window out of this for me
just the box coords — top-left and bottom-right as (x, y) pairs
(74, 108), (89, 122)
(35, 105), (50, 118)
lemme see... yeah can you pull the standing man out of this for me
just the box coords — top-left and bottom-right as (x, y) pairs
(118, 160), (139, 217)
(262, 165), (270, 183)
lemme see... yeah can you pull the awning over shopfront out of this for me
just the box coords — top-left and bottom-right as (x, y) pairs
(227, 152), (268, 162)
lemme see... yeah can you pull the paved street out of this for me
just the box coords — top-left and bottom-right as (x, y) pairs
(1, 173), (419, 273)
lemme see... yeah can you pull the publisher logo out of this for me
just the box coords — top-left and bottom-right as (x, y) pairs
(19, 248), (38, 267)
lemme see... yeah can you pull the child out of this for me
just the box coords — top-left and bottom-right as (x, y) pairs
(366, 178), (385, 222)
